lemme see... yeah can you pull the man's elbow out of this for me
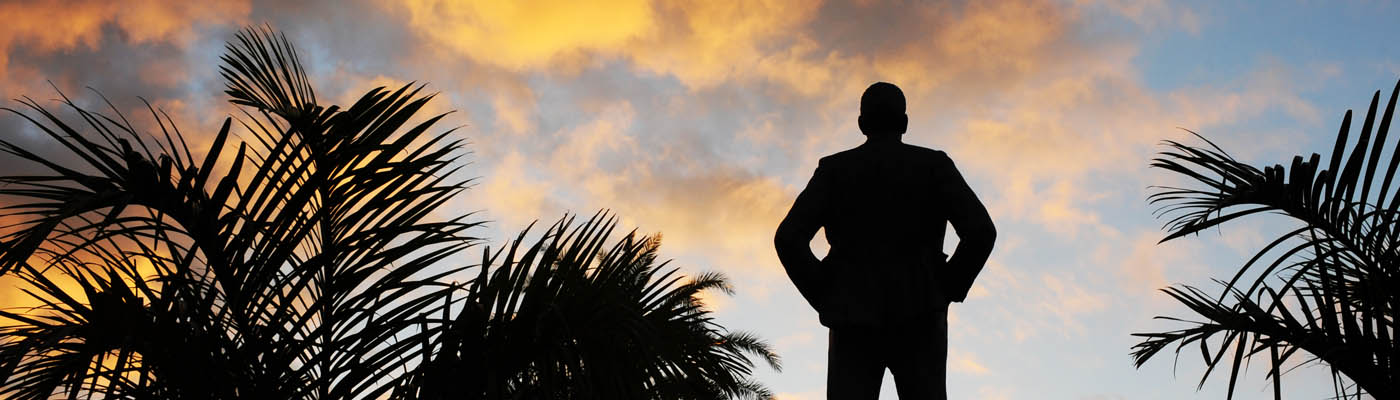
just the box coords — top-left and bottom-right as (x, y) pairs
(774, 225), (797, 255)
(973, 220), (997, 248)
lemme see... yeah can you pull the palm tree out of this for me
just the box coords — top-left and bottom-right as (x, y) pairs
(1133, 81), (1400, 398)
(0, 26), (776, 399)
(400, 214), (780, 399)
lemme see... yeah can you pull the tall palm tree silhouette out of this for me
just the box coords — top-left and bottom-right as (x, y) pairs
(0, 26), (777, 399)
(1135, 81), (1400, 399)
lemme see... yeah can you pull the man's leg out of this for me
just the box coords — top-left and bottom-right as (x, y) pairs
(827, 326), (885, 399)
(887, 311), (948, 400)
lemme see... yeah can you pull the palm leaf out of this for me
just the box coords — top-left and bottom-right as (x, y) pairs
(0, 26), (476, 399)
(400, 213), (780, 400)
(1134, 80), (1400, 399)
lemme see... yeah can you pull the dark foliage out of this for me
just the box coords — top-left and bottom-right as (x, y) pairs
(1134, 80), (1400, 399)
(401, 215), (780, 399)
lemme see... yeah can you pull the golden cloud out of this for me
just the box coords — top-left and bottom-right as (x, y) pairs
(393, 0), (655, 70)
(625, 0), (822, 88)
(0, 0), (249, 77)
(385, 0), (1078, 99)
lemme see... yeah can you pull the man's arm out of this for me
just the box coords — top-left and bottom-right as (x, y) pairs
(774, 162), (830, 312)
(938, 153), (996, 302)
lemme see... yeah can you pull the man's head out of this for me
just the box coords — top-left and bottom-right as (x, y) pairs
(859, 82), (907, 137)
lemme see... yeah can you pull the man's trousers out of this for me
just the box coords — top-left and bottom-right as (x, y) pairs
(826, 310), (948, 399)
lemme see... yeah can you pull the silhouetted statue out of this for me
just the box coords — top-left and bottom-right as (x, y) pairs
(775, 82), (996, 399)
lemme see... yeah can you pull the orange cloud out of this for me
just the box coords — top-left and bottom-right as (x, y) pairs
(0, 242), (168, 316)
(0, 0), (249, 77)
(386, 0), (1079, 99)
(392, 0), (655, 70)
(386, 0), (827, 91)
(625, 0), (823, 89)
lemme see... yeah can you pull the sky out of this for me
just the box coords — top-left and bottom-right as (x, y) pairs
(1, 0), (1397, 398)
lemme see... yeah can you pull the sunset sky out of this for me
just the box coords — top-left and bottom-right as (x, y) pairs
(3, 0), (1399, 398)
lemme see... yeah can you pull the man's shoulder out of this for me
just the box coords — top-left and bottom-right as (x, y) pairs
(818, 142), (953, 168)
(900, 143), (948, 159)
(817, 148), (860, 166)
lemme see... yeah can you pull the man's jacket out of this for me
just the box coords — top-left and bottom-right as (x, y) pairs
(774, 140), (995, 327)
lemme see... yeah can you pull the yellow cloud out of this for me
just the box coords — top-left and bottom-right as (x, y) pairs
(394, 0), (655, 70)
(625, 0), (822, 88)
(387, 0), (825, 90)
(479, 151), (562, 233)
(933, 0), (1064, 76)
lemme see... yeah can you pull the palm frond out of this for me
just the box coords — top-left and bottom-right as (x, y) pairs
(1136, 80), (1400, 398)
(401, 213), (780, 400)
(0, 26), (476, 399)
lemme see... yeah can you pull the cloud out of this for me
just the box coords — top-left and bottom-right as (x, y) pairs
(490, 92), (539, 135)
(385, 0), (1081, 101)
(392, 0), (655, 71)
(943, 50), (1331, 241)
(949, 348), (992, 376)
(0, 0), (247, 51)
(386, 0), (830, 93)
(468, 95), (800, 280)
(773, 390), (823, 400)
(976, 386), (1017, 400)
(1111, 231), (1198, 297)
(1083, 0), (1204, 34)
(625, 0), (824, 89)
(0, 0), (249, 84)
(1040, 274), (1108, 321)
(479, 150), (565, 231)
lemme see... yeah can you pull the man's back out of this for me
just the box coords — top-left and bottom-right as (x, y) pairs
(775, 139), (993, 327)
(819, 141), (950, 257)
